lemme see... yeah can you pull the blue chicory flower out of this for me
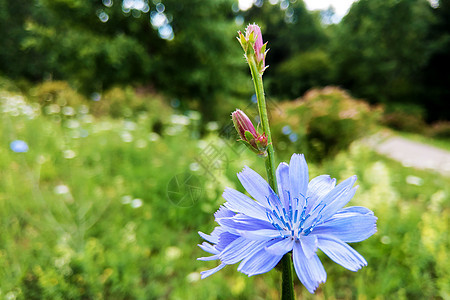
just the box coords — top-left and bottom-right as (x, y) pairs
(198, 153), (377, 293)
(10, 140), (29, 153)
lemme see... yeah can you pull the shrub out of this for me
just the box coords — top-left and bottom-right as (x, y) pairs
(27, 81), (171, 129)
(271, 86), (381, 161)
(30, 81), (87, 108)
(429, 121), (450, 139)
(28, 81), (88, 123)
(381, 103), (427, 133)
(90, 86), (170, 122)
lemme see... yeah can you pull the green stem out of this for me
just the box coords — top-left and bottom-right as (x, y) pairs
(281, 254), (295, 300)
(247, 56), (276, 190)
(247, 56), (295, 300)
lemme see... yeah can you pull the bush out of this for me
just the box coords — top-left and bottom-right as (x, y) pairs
(429, 122), (450, 139)
(271, 86), (381, 161)
(27, 81), (172, 130)
(381, 103), (427, 133)
(30, 81), (87, 108)
(0, 75), (22, 93)
(29, 81), (88, 123)
(90, 86), (171, 122)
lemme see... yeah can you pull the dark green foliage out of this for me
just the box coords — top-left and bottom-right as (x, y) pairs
(1, 0), (449, 122)
(0, 0), (245, 121)
(271, 50), (332, 98)
(330, 0), (436, 116)
(420, 0), (450, 120)
(0, 0), (51, 80)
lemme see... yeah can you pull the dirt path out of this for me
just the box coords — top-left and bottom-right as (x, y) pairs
(367, 133), (450, 177)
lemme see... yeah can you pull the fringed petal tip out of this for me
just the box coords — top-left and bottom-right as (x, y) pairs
(200, 263), (227, 279)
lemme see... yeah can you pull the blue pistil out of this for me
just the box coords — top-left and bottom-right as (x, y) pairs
(303, 215), (323, 236)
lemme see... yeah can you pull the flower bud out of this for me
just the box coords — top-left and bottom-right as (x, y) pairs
(232, 109), (256, 140)
(245, 24), (264, 68)
(232, 109), (268, 156)
(255, 134), (268, 151)
(237, 24), (268, 74)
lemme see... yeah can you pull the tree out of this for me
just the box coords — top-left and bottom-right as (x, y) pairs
(331, 0), (435, 114)
(1, 0), (244, 120)
(420, 0), (450, 120)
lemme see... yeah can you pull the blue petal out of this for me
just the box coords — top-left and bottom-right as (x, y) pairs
(306, 175), (336, 211)
(214, 205), (235, 219)
(318, 175), (357, 207)
(336, 206), (373, 215)
(216, 232), (240, 252)
(317, 235), (367, 271)
(200, 263), (227, 279)
(300, 235), (318, 259)
(313, 207), (377, 242)
(304, 176), (357, 229)
(265, 237), (294, 255)
(238, 243), (283, 276)
(222, 188), (268, 221)
(293, 241), (327, 294)
(198, 255), (219, 261)
(237, 229), (283, 240)
(237, 166), (276, 208)
(233, 214), (273, 224)
(319, 185), (358, 223)
(276, 162), (291, 210)
(216, 215), (273, 235)
(198, 242), (218, 255)
(289, 154), (309, 208)
(198, 226), (224, 244)
(219, 237), (267, 264)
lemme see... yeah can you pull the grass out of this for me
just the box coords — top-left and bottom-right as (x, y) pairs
(0, 88), (449, 299)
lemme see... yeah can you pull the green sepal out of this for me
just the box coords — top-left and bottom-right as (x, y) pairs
(256, 140), (268, 152)
(238, 139), (260, 154)
(244, 130), (255, 142)
(237, 31), (247, 51)
(257, 60), (264, 73)
(248, 31), (255, 43)
(260, 43), (267, 54)
(246, 43), (255, 57)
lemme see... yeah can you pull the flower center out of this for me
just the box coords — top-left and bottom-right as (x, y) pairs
(265, 191), (326, 240)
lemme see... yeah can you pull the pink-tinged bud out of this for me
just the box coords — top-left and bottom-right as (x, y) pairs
(231, 109), (268, 156)
(245, 24), (266, 70)
(232, 109), (257, 141)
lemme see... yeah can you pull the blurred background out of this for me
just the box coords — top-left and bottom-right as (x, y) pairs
(0, 0), (449, 299)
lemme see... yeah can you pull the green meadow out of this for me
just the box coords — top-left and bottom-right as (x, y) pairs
(1, 84), (448, 299)
(1, 0), (450, 298)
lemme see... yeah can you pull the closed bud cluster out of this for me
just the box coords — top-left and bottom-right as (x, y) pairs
(237, 24), (269, 74)
(232, 109), (268, 156)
